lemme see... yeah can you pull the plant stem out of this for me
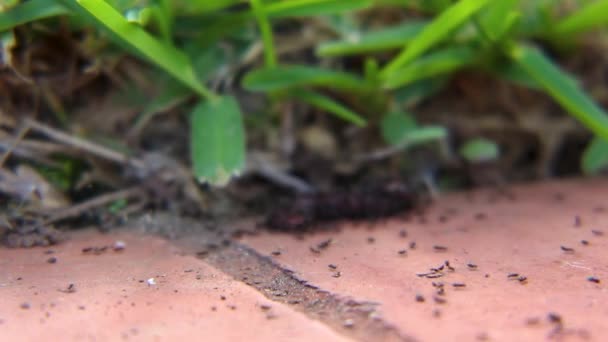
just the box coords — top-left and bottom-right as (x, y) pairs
(250, 0), (277, 68)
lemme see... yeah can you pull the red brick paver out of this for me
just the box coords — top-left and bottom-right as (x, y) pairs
(241, 179), (608, 341)
(0, 231), (348, 341)
(2, 179), (607, 341)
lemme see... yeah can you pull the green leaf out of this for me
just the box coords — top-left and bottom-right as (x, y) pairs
(76, 0), (215, 100)
(242, 64), (371, 93)
(460, 138), (499, 162)
(381, 0), (491, 76)
(508, 44), (608, 142)
(191, 96), (246, 186)
(383, 46), (476, 89)
(495, 62), (541, 89)
(291, 90), (367, 126)
(265, 0), (373, 18)
(381, 111), (418, 145)
(176, 0), (242, 14)
(582, 136), (608, 175)
(394, 78), (448, 107)
(0, 0), (69, 31)
(316, 21), (427, 57)
(402, 126), (447, 147)
(477, 0), (521, 42)
(553, 0), (608, 36)
(250, 0), (277, 67)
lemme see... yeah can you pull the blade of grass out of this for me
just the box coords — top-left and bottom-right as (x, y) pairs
(381, 111), (418, 145)
(250, 0), (277, 68)
(0, 0), (69, 31)
(383, 46), (476, 89)
(508, 44), (608, 141)
(191, 96), (246, 186)
(582, 136), (608, 175)
(380, 0), (490, 77)
(477, 0), (520, 42)
(291, 90), (367, 126)
(243, 64), (372, 93)
(316, 21), (427, 57)
(553, 0), (608, 36)
(179, 0), (242, 14)
(265, 0), (372, 18)
(76, 0), (215, 100)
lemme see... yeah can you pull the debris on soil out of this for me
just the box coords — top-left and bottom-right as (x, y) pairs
(2, 223), (64, 248)
(560, 245), (575, 253)
(433, 245), (448, 252)
(265, 183), (418, 231)
(58, 283), (77, 293)
(310, 238), (332, 254)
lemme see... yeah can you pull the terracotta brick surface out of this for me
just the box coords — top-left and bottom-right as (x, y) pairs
(0, 231), (347, 342)
(2, 179), (608, 341)
(241, 179), (608, 341)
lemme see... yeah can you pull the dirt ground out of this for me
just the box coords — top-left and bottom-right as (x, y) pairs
(1, 178), (607, 341)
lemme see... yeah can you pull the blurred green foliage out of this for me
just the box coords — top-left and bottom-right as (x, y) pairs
(2, 0), (608, 183)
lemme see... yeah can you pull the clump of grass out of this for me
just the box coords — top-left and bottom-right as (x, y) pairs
(2, 0), (608, 185)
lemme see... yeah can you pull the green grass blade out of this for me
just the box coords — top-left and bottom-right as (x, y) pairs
(265, 0), (372, 18)
(250, 0), (277, 68)
(553, 0), (608, 36)
(0, 0), (69, 31)
(178, 0), (242, 14)
(508, 44), (608, 141)
(381, 111), (418, 145)
(291, 90), (367, 126)
(399, 126), (447, 147)
(494, 62), (541, 89)
(316, 21), (427, 57)
(477, 0), (520, 42)
(380, 0), (490, 77)
(460, 137), (499, 162)
(191, 96), (246, 186)
(242, 64), (371, 93)
(383, 46), (476, 89)
(76, 0), (215, 100)
(582, 136), (608, 175)
(394, 78), (448, 107)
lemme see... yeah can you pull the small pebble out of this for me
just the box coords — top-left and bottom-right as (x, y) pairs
(113, 240), (126, 251)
